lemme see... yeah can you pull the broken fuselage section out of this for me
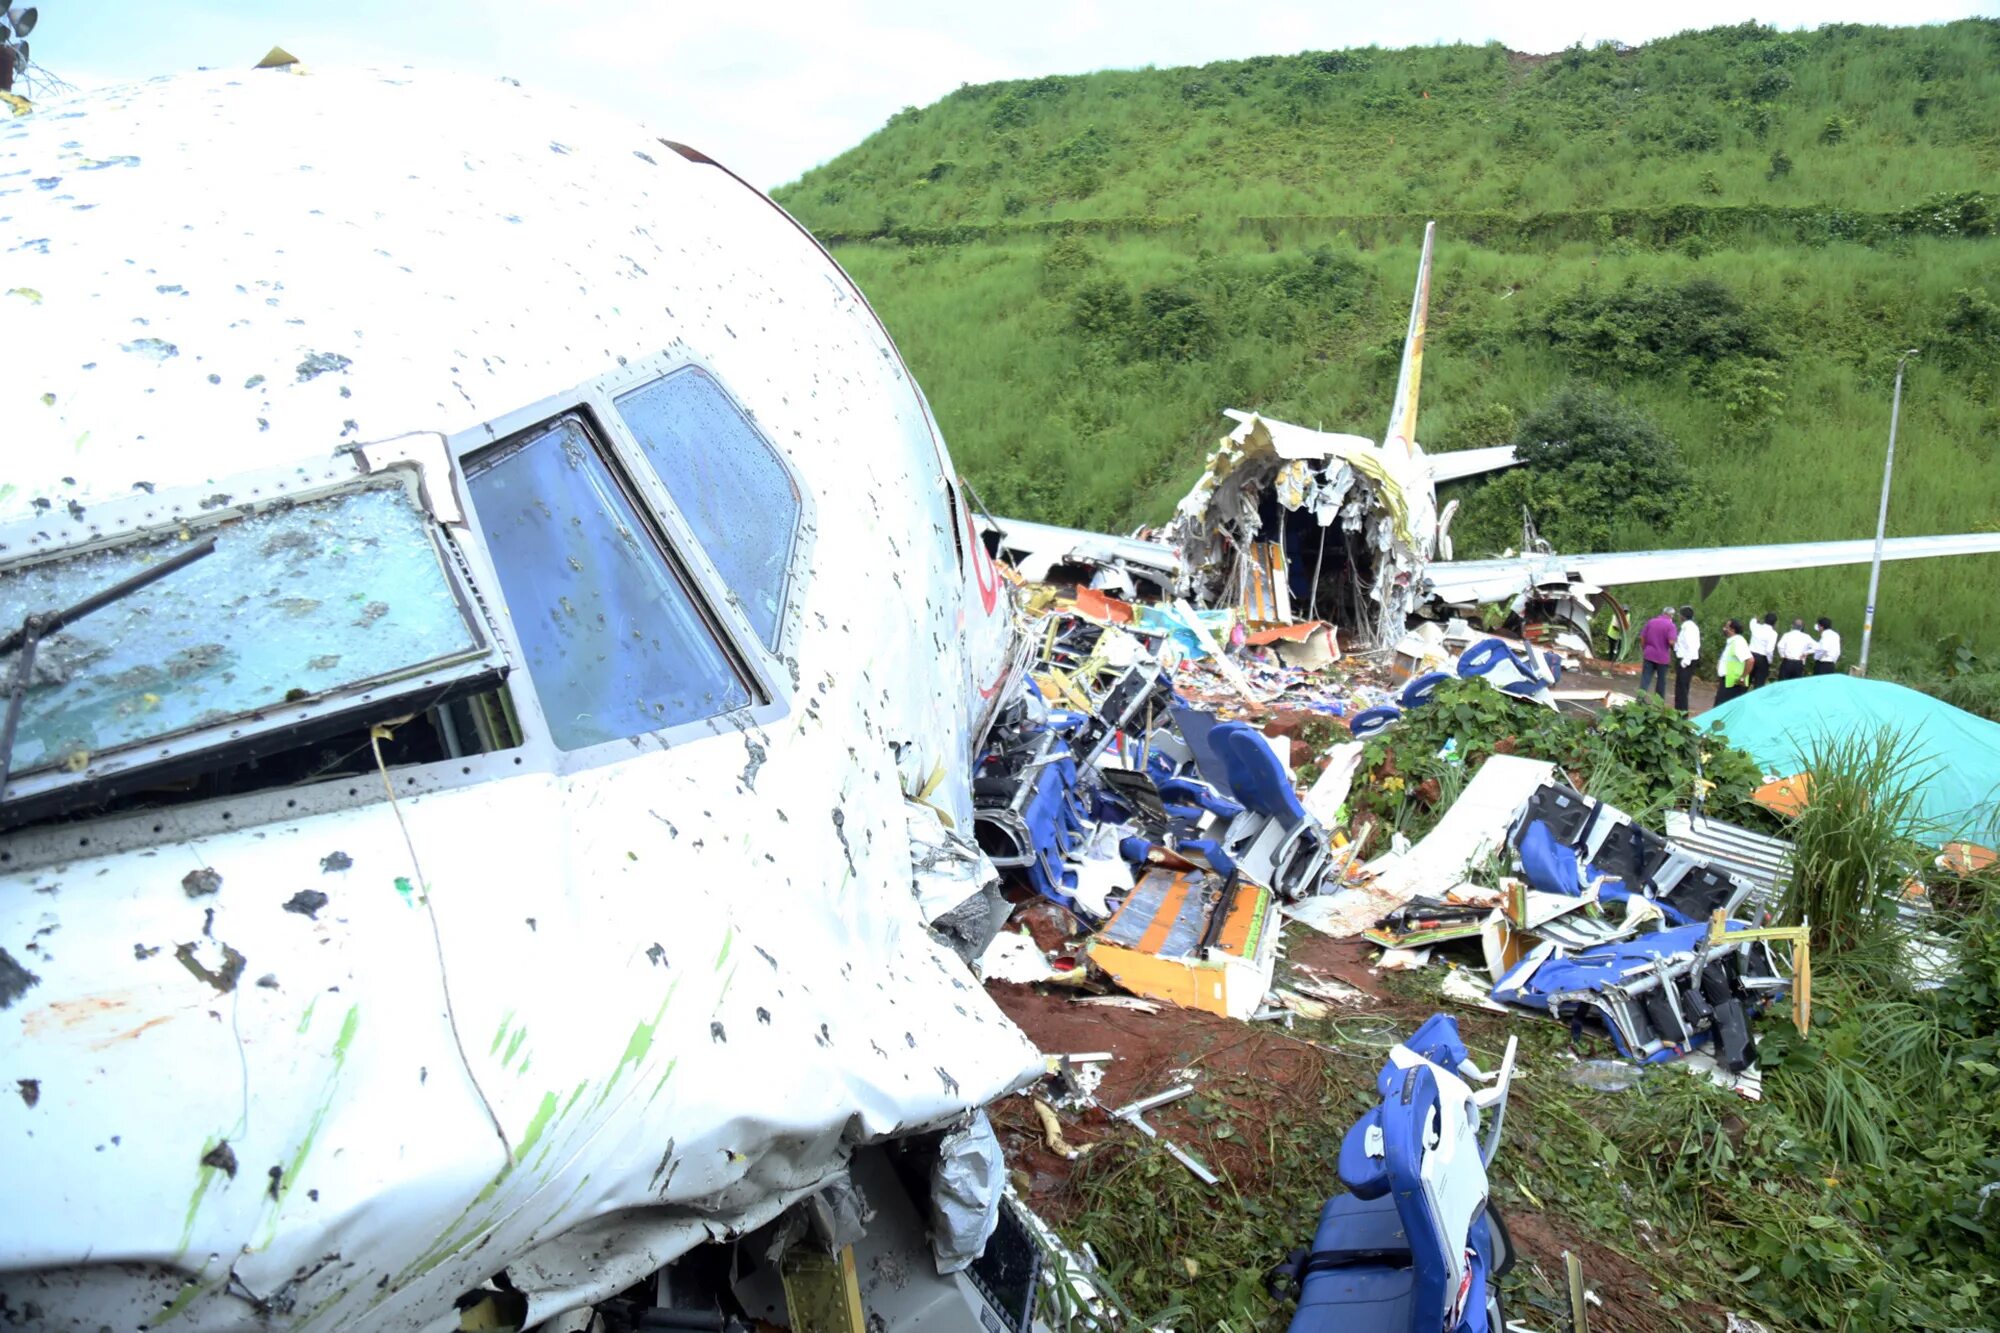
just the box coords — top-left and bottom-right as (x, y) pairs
(0, 68), (1039, 1332)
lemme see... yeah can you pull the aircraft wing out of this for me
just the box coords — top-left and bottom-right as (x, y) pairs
(1427, 445), (1520, 483)
(980, 514), (1183, 584)
(1428, 532), (2000, 606)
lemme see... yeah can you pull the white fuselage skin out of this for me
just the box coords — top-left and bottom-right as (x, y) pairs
(0, 70), (1031, 1332)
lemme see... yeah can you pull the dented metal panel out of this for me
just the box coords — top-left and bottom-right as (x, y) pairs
(0, 67), (1035, 1331)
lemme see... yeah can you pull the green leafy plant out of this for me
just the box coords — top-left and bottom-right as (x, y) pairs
(1778, 726), (1938, 952)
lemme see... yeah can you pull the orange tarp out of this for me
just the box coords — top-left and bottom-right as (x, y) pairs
(1752, 773), (1811, 819)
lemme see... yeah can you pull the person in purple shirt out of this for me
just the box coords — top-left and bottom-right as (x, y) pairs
(1639, 605), (1677, 699)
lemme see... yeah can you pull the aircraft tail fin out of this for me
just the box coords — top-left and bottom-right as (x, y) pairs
(1384, 220), (1435, 458)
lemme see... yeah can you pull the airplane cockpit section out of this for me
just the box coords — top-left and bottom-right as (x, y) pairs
(1, 66), (1043, 1332)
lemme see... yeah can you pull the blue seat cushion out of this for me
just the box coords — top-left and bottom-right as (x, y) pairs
(1455, 638), (1517, 679)
(1400, 670), (1454, 709)
(1310, 1189), (1408, 1259)
(1290, 1263), (1415, 1332)
(1212, 721), (1306, 824)
(1156, 775), (1244, 821)
(1291, 1192), (1416, 1333)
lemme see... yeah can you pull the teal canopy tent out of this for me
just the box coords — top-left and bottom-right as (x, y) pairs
(1699, 677), (2000, 846)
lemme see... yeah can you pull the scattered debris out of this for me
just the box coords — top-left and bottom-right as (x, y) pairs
(1107, 1084), (1218, 1186)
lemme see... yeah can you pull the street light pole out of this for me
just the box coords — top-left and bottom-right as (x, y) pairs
(1858, 349), (1918, 677)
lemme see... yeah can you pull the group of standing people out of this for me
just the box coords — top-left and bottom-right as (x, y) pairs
(1638, 606), (1841, 712)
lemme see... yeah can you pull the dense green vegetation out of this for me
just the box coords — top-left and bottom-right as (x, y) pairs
(775, 19), (2000, 670)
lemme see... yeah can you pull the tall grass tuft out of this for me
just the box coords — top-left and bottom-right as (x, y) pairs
(1780, 726), (1937, 951)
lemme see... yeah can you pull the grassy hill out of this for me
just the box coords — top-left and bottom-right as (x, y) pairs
(773, 20), (2000, 673)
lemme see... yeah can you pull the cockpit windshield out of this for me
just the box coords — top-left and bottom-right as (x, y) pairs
(0, 483), (484, 794)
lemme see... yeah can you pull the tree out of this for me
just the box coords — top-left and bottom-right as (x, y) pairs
(1451, 385), (1711, 554)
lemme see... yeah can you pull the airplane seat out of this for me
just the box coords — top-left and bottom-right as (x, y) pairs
(1515, 820), (1585, 896)
(1454, 639), (1514, 679)
(1288, 1064), (1458, 1333)
(1380, 1015), (1474, 1096)
(1212, 722), (1306, 827)
(1282, 1013), (1513, 1333)
(1170, 703), (1238, 803)
(1400, 670), (1454, 709)
(1211, 721), (1330, 899)
(1156, 775), (1244, 822)
(1349, 705), (1402, 738)
(1338, 1106), (1392, 1198)
(1041, 709), (1090, 735)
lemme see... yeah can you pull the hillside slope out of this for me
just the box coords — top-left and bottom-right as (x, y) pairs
(775, 21), (2000, 667)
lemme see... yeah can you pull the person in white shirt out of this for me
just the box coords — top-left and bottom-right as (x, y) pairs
(1673, 605), (1701, 714)
(1813, 617), (1842, 675)
(1715, 619), (1752, 705)
(1748, 612), (1778, 688)
(1775, 617), (1817, 680)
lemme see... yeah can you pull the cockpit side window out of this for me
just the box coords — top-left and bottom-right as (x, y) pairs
(613, 369), (800, 651)
(464, 411), (753, 751)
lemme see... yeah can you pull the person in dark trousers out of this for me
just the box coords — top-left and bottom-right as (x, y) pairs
(1775, 617), (1816, 681)
(1673, 604), (1701, 714)
(1813, 617), (1842, 675)
(1638, 605), (1676, 699)
(1748, 612), (1777, 689)
(1715, 619), (1752, 705)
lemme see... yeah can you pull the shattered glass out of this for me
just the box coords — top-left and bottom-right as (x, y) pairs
(466, 414), (752, 750)
(616, 369), (800, 651)
(0, 485), (478, 779)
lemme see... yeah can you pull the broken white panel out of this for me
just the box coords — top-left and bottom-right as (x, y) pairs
(1303, 743), (1365, 826)
(979, 931), (1057, 984)
(1441, 969), (1510, 1014)
(1288, 756), (1556, 939)
(906, 800), (1001, 925)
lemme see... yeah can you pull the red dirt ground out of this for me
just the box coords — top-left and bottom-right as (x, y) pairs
(987, 937), (1725, 1331)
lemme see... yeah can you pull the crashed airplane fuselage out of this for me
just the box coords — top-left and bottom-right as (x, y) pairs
(0, 69), (1037, 1331)
(1152, 221), (2000, 646)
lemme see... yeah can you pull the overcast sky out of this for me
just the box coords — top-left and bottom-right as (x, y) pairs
(29, 1), (2000, 189)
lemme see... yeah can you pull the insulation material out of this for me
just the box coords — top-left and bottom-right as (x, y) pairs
(930, 1112), (1005, 1275)
(1084, 869), (1280, 1019)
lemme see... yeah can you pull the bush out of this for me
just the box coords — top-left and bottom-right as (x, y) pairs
(1039, 235), (1098, 288)
(1270, 245), (1365, 306)
(1433, 401), (1518, 451)
(1694, 354), (1788, 424)
(1936, 286), (2000, 367)
(1349, 678), (1766, 841)
(1132, 285), (1218, 362)
(1540, 275), (1782, 378)
(1456, 384), (1710, 552)
(1067, 278), (1134, 344)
